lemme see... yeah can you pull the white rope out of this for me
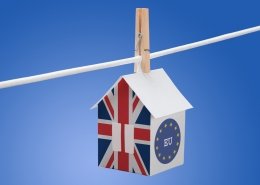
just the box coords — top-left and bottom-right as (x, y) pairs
(151, 25), (260, 59)
(0, 26), (259, 89)
(0, 56), (142, 89)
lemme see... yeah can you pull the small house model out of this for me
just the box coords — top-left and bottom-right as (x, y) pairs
(91, 68), (192, 175)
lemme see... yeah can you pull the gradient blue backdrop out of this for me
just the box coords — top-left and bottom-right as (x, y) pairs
(0, 1), (259, 185)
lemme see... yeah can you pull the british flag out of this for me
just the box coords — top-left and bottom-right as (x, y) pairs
(97, 78), (151, 175)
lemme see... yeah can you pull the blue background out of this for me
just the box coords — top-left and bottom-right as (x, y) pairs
(0, 0), (259, 184)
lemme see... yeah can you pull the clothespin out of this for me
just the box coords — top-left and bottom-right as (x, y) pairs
(134, 8), (150, 73)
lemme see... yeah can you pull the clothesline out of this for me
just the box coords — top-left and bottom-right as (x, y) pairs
(0, 25), (259, 89)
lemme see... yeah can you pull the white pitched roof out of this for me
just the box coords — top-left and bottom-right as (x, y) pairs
(91, 68), (192, 118)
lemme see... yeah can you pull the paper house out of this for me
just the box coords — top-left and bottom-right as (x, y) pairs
(91, 68), (192, 176)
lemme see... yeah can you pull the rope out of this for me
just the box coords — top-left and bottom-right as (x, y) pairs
(0, 56), (142, 89)
(0, 25), (259, 89)
(151, 26), (260, 59)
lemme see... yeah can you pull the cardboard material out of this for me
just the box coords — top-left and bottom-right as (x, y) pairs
(94, 68), (192, 175)
(150, 111), (185, 175)
(125, 124), (135, 154)
(112, 123), (121, 152)
(92, 68), (192, 118)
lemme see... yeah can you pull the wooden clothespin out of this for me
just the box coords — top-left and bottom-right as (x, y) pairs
(134, 8), (150, 73)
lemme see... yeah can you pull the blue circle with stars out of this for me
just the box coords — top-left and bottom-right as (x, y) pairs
(154, 118), (181, 164)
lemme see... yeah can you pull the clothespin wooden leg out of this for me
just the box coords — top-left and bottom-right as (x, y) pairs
(134, 8), (150, 73)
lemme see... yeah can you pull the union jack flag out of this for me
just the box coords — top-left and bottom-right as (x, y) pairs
(97, 79), (151, 175)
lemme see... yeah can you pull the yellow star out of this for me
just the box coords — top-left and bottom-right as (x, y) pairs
(164, 124), (167, 128)
(158, 153), (161, 157)
(156, 137), (159, 141)
(159, 129), (162, 133)
(176, 142), (179, 146)
(177, 133), (180, 137)
(173, 150), (176, 154)
(170, 122), (173, 127)
(174, 126), (177, 130)
(156, 146), (159, 150)
(163, 156), (165, 160)
(168, 156), (171, 159)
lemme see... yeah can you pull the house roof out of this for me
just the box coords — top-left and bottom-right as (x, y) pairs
(91, 68), (192, 118)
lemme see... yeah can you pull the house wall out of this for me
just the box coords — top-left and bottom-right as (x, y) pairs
(97, 79), (151, 175)
(150, 111), (186, 176)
